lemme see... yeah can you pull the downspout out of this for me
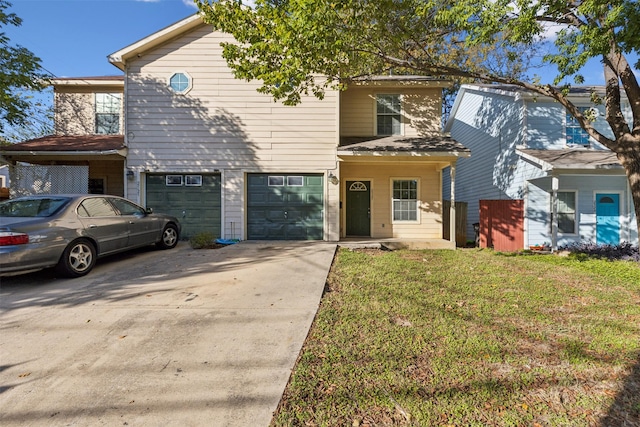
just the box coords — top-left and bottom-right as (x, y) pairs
(123, 64), (131, 201)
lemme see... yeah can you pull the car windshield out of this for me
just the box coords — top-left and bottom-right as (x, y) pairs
(0, 197), (71, 218)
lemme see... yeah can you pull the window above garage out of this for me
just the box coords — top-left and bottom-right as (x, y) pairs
(168, 72), (192, 94)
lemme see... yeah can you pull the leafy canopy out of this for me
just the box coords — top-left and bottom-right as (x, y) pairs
(195, 0), (533, 105)
(0, 0), (51, 134)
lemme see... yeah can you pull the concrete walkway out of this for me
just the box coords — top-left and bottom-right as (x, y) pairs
(0, 241), (337, 426)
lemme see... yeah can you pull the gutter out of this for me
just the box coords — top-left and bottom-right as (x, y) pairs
(0, 149), (127, 157)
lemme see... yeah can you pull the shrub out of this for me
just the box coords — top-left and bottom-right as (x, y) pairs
(559, 241), (640, 262)
(189, 232), (217, 249)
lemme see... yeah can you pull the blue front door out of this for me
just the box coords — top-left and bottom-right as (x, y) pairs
(596, 193), (620, 245)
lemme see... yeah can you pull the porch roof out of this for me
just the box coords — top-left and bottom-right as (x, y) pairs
(337, 135), (470, 157)
(1, 135), (126, 156)
(517, 149), (623, 171)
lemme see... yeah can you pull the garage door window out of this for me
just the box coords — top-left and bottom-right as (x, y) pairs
(268, 176), (284, 186)
(287, 176), (303, 186)
(186, 175), (202, 186)
(166, 175), (183, 186)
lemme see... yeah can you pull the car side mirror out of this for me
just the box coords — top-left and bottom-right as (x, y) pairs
(146, 207), (153, 214)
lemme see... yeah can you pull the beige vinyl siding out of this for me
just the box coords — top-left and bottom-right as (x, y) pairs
(124, 25), (339, 239)
(340, 86), (442, 137)
(54, 86), (124, 135)
(125, 26), (337, 174)
(340, 162), (443, 239)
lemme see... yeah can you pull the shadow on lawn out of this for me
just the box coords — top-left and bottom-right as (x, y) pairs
(600, 353), (640, 426)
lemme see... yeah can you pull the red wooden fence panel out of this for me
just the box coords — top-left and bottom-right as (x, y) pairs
(479, 200), (524, 251)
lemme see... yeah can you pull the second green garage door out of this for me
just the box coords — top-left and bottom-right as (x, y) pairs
(146, 174), (221, 239)
(247, 173), (323, 240)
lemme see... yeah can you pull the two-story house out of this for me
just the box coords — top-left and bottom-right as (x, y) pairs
(1, 14), (469, 244)
(444, 84), (639, 250)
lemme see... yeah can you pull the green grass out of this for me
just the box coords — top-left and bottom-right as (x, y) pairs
(272, 248), (640, 427)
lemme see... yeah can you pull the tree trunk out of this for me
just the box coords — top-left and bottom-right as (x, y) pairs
(617, 144), (640, 242)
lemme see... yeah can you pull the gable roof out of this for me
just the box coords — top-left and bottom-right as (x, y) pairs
(1, 135), (126, 155)
(338, 135), (470, 157)
(108, 14), (205, 71)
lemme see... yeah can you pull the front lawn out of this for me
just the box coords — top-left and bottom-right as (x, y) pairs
(272, 248), (640, 426)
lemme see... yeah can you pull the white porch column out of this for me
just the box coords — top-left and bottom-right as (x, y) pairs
(551, 175), (559, 252)
(450, 164), (457, 248)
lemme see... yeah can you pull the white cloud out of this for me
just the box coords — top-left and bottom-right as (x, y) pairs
(182, 0), (199, 9)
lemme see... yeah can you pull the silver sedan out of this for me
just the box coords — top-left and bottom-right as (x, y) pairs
(0, 194), (181, 277)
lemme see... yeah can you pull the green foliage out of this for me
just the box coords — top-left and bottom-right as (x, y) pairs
(0, 1), (52, 134)
(188, 231), (217, 249)
(273, 248), (640, 425)
(196, 0), (531, 105)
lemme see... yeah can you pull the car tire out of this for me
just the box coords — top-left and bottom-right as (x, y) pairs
(157, 224), (179, 250)
(56, 239), (97, 278)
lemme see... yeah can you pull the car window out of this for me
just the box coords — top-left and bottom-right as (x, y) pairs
(109, 198), (145, 216)
(78, 198), (118, 217)
(0, 197), (70, 217)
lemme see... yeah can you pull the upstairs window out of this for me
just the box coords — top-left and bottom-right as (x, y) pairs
(169, 72), (192, 94)
(95, 93), (121, 134)
(392, 179), (418, 221)
(376, 94), (402, 135)
(566, 107), (594, 146)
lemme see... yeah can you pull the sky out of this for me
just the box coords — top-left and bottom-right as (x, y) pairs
(5, 0), (199, 78)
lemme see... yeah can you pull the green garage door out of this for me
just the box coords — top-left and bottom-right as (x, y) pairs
(247, 173), (323, 240)
(146, 174), (221, 239)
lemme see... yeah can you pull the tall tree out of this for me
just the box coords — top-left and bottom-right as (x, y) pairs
(196, 0), (640, 236)
(0, 0), (51, 136)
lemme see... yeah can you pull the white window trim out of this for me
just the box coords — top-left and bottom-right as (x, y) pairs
(390, 177), (421, 224)
(94, 92), (122, 135)
(167, 71), (193, 94)
(592, 189), (625, 241)
(565, 106), (595, 147)
(374, 93), (404, 136)
(554, 189), (578, 235)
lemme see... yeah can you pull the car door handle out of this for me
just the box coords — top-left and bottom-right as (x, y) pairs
(88, 224), (97, 228)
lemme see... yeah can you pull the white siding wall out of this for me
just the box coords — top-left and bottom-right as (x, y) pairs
(444, 89), (525, 238)
(526, 174), (636, 247)
(124, 26), (339, 240)
(525, 101), (615, 150)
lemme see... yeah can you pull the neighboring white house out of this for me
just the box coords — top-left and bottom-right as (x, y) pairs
(444, 84), (638, 250)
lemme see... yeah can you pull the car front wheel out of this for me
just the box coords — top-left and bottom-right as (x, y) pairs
(56, 239), (97, 278)
(157, 224), (179, 249)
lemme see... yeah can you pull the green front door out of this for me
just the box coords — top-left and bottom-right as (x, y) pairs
(346, 181), (370, 236)
(247, 174), (324, 240)
(145, 174), (221, 239)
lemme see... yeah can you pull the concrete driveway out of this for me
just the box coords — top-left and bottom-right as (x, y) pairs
(0, 241), (337, 426)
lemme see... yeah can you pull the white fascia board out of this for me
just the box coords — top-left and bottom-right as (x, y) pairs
(108, 14), (204, 70)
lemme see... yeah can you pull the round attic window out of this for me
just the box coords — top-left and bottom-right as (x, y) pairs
(169, 72), (192, 94)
